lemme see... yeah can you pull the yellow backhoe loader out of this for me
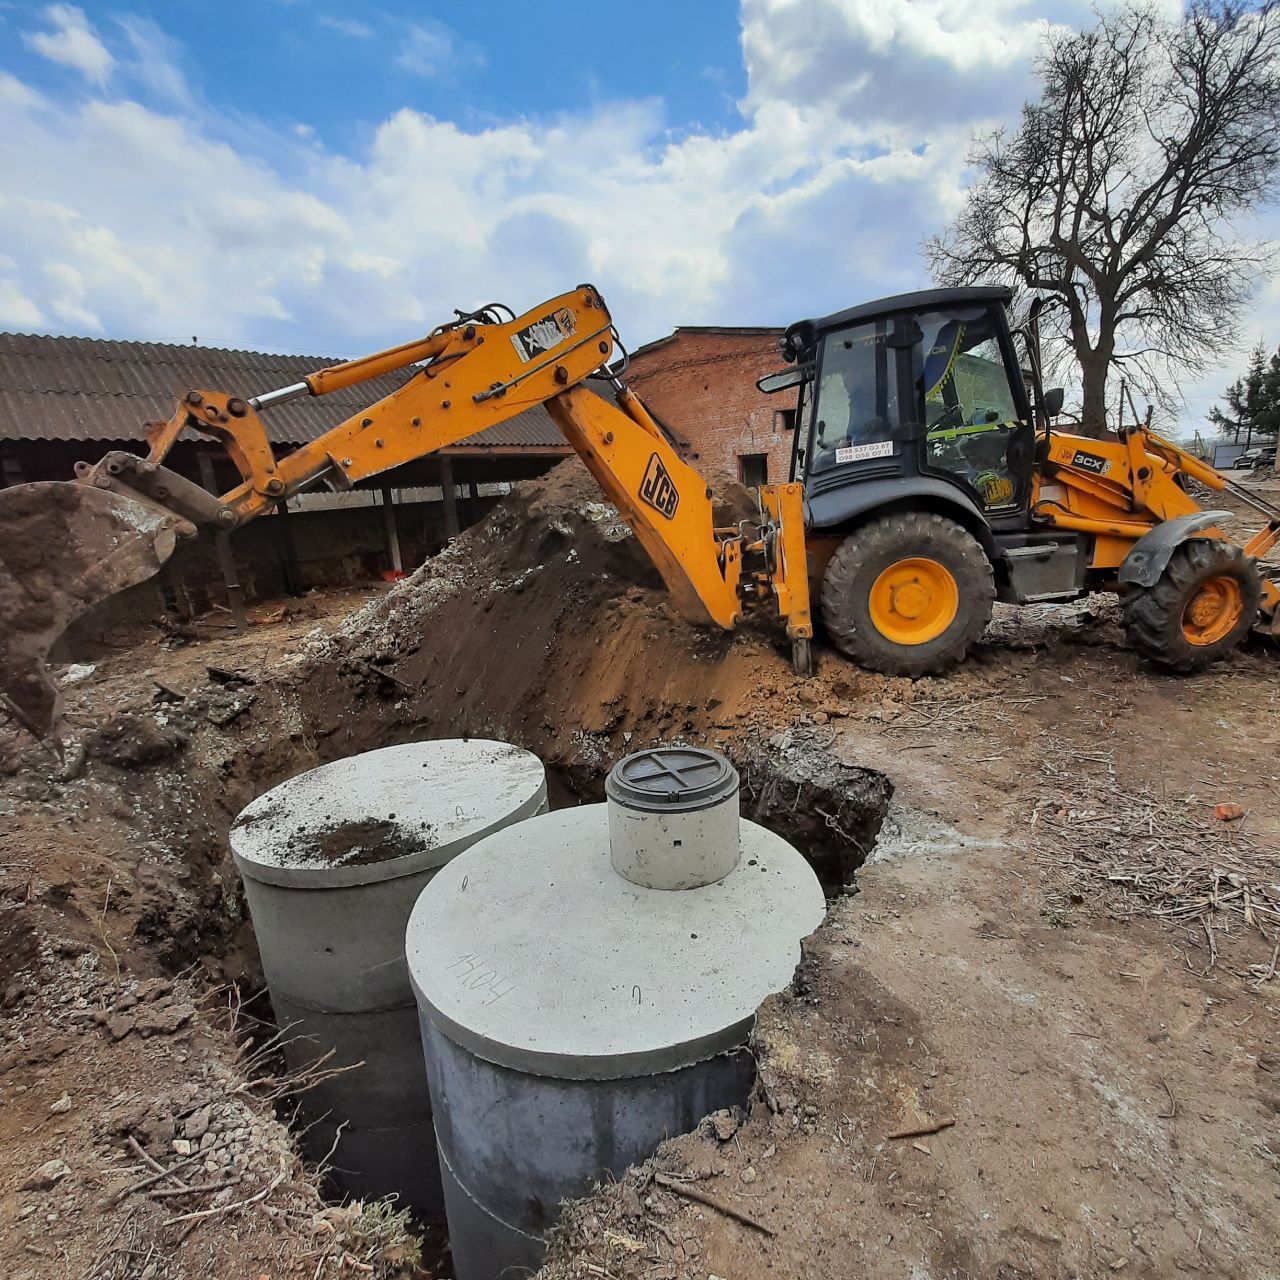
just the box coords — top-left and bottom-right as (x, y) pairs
(2, 282), (1279, 742)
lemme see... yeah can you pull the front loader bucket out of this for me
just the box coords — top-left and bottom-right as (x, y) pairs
(0, 481), (178, 741)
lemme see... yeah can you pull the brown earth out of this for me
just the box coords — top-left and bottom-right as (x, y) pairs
(2, 459), (1279, 1279)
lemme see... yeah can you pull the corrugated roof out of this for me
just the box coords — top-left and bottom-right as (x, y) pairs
(0, 332), (568, 451)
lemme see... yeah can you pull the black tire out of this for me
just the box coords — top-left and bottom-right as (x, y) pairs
(820, 511), (995, 676)
(1123, 538), (1261, 672)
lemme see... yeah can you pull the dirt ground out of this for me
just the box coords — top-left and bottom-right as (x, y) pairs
(3, 462), (1280, 1279)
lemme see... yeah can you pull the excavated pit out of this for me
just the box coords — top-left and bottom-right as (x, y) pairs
(0, 458), (895, 1272)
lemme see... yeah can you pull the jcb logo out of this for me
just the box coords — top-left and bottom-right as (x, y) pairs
(640, 454), (679, 519)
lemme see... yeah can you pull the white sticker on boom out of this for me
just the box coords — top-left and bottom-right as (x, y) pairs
(835, 440), (894, 464)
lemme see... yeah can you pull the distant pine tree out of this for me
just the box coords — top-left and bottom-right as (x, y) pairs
(1208, 342), (1280, 444)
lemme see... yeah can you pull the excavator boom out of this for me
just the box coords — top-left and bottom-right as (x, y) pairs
(0, 285), (811, 741)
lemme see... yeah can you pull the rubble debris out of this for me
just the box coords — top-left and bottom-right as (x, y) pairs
(206, 665), (255, 687)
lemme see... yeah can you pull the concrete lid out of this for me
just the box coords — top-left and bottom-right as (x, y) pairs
(229, 740), (547, 889)
(406, 805), (825, 1080)
(605, 746), (739, 813)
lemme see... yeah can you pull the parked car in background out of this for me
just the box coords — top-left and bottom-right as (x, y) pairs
(1233, 446), (1277, 469)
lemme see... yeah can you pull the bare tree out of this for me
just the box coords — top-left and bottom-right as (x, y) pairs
(926, 2), (1280, 434)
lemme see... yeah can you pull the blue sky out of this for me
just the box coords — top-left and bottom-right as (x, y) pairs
(0, 1), (1276, 429)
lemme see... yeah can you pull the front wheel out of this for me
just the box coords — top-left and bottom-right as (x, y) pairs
(1123, 539), (1260, 672)
(820, 512), (995, 676)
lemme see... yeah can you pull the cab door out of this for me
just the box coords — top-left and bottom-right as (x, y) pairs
(913, 305), (1035, 521)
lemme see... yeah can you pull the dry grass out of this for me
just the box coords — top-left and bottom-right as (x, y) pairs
(1034, 749), (1280, 986)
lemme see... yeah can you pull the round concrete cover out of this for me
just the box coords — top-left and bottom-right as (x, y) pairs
(407, 805), (826, 1079)
(230, 740), (547, 888)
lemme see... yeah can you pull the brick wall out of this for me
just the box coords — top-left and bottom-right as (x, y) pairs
(624, 330), (795, 485)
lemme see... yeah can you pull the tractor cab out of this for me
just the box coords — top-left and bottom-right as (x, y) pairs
(768, 286), (1043, 534)
(761, 286), (1082, 677)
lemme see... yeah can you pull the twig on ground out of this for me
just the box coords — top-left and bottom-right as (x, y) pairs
(97, 878), (120, 979)
(652, 1172), (776, 1237)
(356, 658), (415, 691)
(167, 1167), (287, 1226)
(103, 1142), (204, 1205)
(149, 1175), (243, 1200)
(888, 1117), (956, 1141)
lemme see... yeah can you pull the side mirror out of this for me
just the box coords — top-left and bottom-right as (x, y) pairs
(757, 367), (805, 395)
(1043, 387), (1065, 419)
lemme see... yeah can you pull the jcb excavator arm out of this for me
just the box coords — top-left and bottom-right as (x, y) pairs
(0, 285), (811, 740)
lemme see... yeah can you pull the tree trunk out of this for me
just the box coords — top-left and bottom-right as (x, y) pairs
(1078, 353), (1109, 438)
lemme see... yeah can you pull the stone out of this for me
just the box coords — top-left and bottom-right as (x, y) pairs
(48, 1093), (72, 1115)
(741, 1165), (758, 1184)
(135, 1002), (193, 1037)
(172, 1139), (193, 1157)
(106, 1014), (135, 1041)
(21, 1159), (71, 1191)
(184, 1106), (212, 1141)
(709, 1109), (739, 1142)
(135, 978), (173, 1003)
(4, 982), (35, 1009)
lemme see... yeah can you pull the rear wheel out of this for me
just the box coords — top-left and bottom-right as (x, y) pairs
(1123, 539), (1261, 671)
(820, 512), (995, 676)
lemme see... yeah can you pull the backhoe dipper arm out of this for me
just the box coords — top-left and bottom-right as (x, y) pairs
(118, 288), (615, 527)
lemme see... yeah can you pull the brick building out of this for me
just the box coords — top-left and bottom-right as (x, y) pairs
(623, 327), (793, 486)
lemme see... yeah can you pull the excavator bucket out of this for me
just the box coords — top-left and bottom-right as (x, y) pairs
(0, 481), (179, 742)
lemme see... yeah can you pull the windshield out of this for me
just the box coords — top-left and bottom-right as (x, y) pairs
(809, 319), (898, 474)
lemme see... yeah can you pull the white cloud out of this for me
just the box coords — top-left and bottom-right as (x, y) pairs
(23, 4), (113, 86)
(0, 279), (46, 330)
(395, 19), (482, 78)
(318, 16), (374, 39)
(115, 15), (190, 106)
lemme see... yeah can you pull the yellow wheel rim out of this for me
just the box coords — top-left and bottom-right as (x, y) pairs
(869, 557), (959, 646)
(1182, 575), (1242, 646)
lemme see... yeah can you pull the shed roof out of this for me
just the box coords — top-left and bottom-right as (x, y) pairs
(0, 332), (569, 452)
